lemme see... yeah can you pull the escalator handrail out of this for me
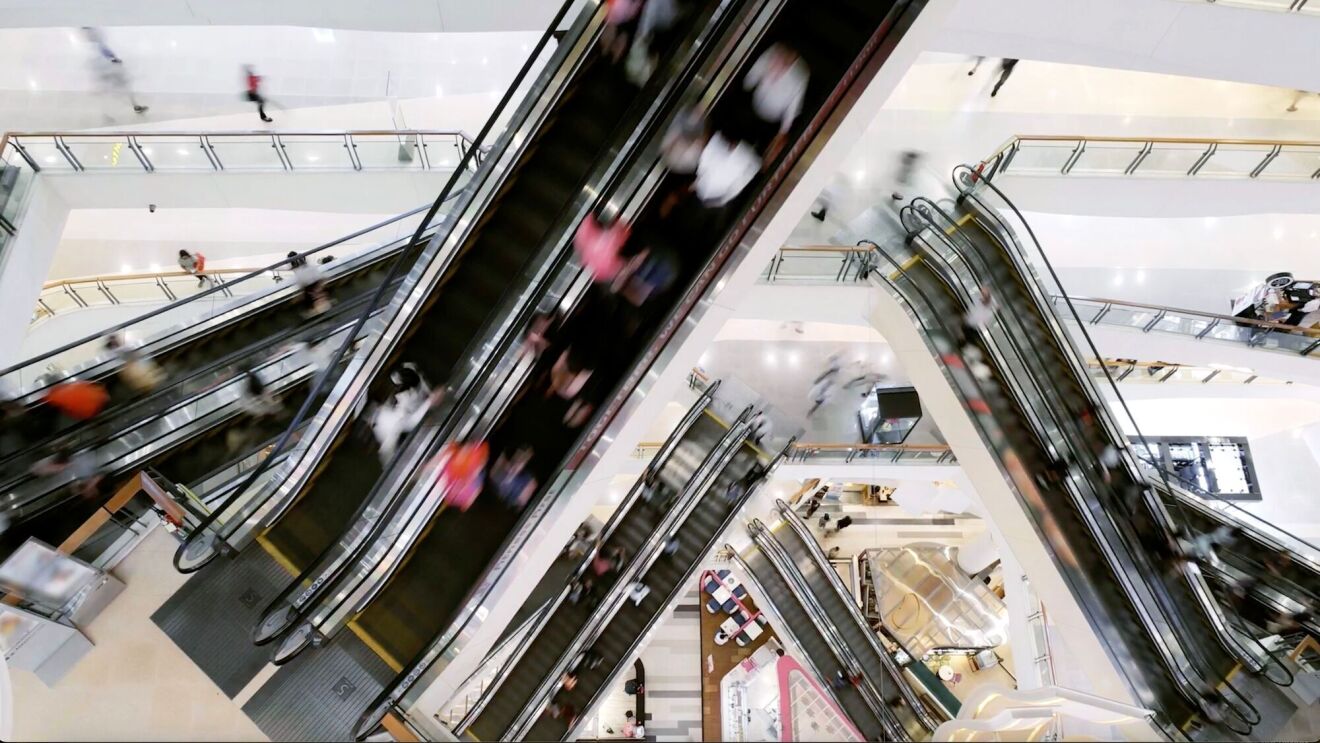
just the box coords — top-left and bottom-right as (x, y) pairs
(171, 0), (579, 573)
(750, 517), (908, 741)
(1, 203), (431, 389)
(864, 238), (1205, 735)
(772, 498), (940, 732)
(503, 411), (757, 740)
(452, 385), (718, 733)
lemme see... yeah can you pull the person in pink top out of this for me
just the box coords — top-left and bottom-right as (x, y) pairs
(602, 0), (645, 61)
(573, 213), (632, 283)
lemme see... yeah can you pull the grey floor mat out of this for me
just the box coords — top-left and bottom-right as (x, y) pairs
(151, 547), (291, 697)
(242, 631), (395, 742)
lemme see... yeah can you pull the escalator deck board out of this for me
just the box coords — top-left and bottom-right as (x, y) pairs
(241, 631), (394, 743)
(150, 548), (290, 697)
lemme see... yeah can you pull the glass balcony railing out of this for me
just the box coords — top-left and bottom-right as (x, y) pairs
(31, 267), (270, 324)
(628, 368), (957, 465)
(1, 129), (482, 174)
(979, 135), (1320, 180)
(760, 244), (1320, 362)
(1061, 294), (1320, 357)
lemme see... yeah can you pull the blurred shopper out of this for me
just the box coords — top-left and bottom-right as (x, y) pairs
(888, 150), (924, 203)
(428, 439), (490, 511)
(106, 334), (163, 394)
(31, 446), (105, 499)
(660, 106), (709, 176)
(43, 380), (109, 421)
(962, 286), (996, 338)
(601, 0), (644, 62)
(628, 0), (688, 84)
(990, 58), (1019, 98)
(81, 27), (121, 64)
(244, 65), (275, 123)
(626, 579), (651, 606)
(742, 43), (809, 161)
(967, 56), (985, 76)
(748, 409), (772, 445)
(574, 213), (632, 284)
(371, 362), (438, 464)
(1287, 89), (1315, 113)
(693, 132), (760, 207)
(87, 30), (148, 116)
(616, 246), (679, 307)
(491, 445), (538, 509)
(177, 249), (208, 286)
(287, 251), (331, 314)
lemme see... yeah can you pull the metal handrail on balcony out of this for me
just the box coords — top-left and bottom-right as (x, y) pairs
(0, 129), (485, 174)
(977, 134), (1320, 181)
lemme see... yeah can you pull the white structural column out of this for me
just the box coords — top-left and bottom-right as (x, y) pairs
(865, 287), (1145, 712)
(0, 181), (71, 370)
(401, 0), (962, 731)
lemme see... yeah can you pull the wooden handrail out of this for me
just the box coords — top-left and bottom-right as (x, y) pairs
(41, 267), (265, 291)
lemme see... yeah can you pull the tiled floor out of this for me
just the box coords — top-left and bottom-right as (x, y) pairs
(8, 529), (266, 742)
(586, 587), (703, 742)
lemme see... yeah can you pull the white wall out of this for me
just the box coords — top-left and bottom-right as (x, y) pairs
(49, 207), (415, 279)
(0, 0), (562, 33)
(933, 0), (1320, 92)
(1116, 395), (1320, 542)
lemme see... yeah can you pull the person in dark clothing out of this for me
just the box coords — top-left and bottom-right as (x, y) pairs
(832, 514), (853, 534)
(990, 58), (1019, 98)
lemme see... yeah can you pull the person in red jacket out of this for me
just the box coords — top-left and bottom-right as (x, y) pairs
(244, 65), (274, 123)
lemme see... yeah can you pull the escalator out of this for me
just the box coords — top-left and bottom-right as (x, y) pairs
(875, 169), (1306, 734)
(0, 214), (427, 473)
(943, 178), (1304, 723)
(767, 499), (940, 738)
(869, 212), (1209, 735)
(248, 0), (729, 594)
(344, 0), (926, 690)
(0, 313), (369, 559)
(462, 392), (727, 740)
(518, 419), (767, 741)
(733, 529), (892, 741)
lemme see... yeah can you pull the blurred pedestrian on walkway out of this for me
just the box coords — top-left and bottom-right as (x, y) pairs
(244, 65), (274, 123)
(990, 58), (1019, 98)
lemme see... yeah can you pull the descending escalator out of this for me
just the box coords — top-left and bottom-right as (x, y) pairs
(735, 532), (891, 741)
(464, 400), (727, 740)
(519, 424), (766, 741)
(251, 2), (727, 587)
(346, 0), (924, 684)
(768, 500), (938, 738)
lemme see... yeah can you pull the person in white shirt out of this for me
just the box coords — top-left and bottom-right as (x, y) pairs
(742, 43), (809, 160)
(692, 132), (759, 208)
